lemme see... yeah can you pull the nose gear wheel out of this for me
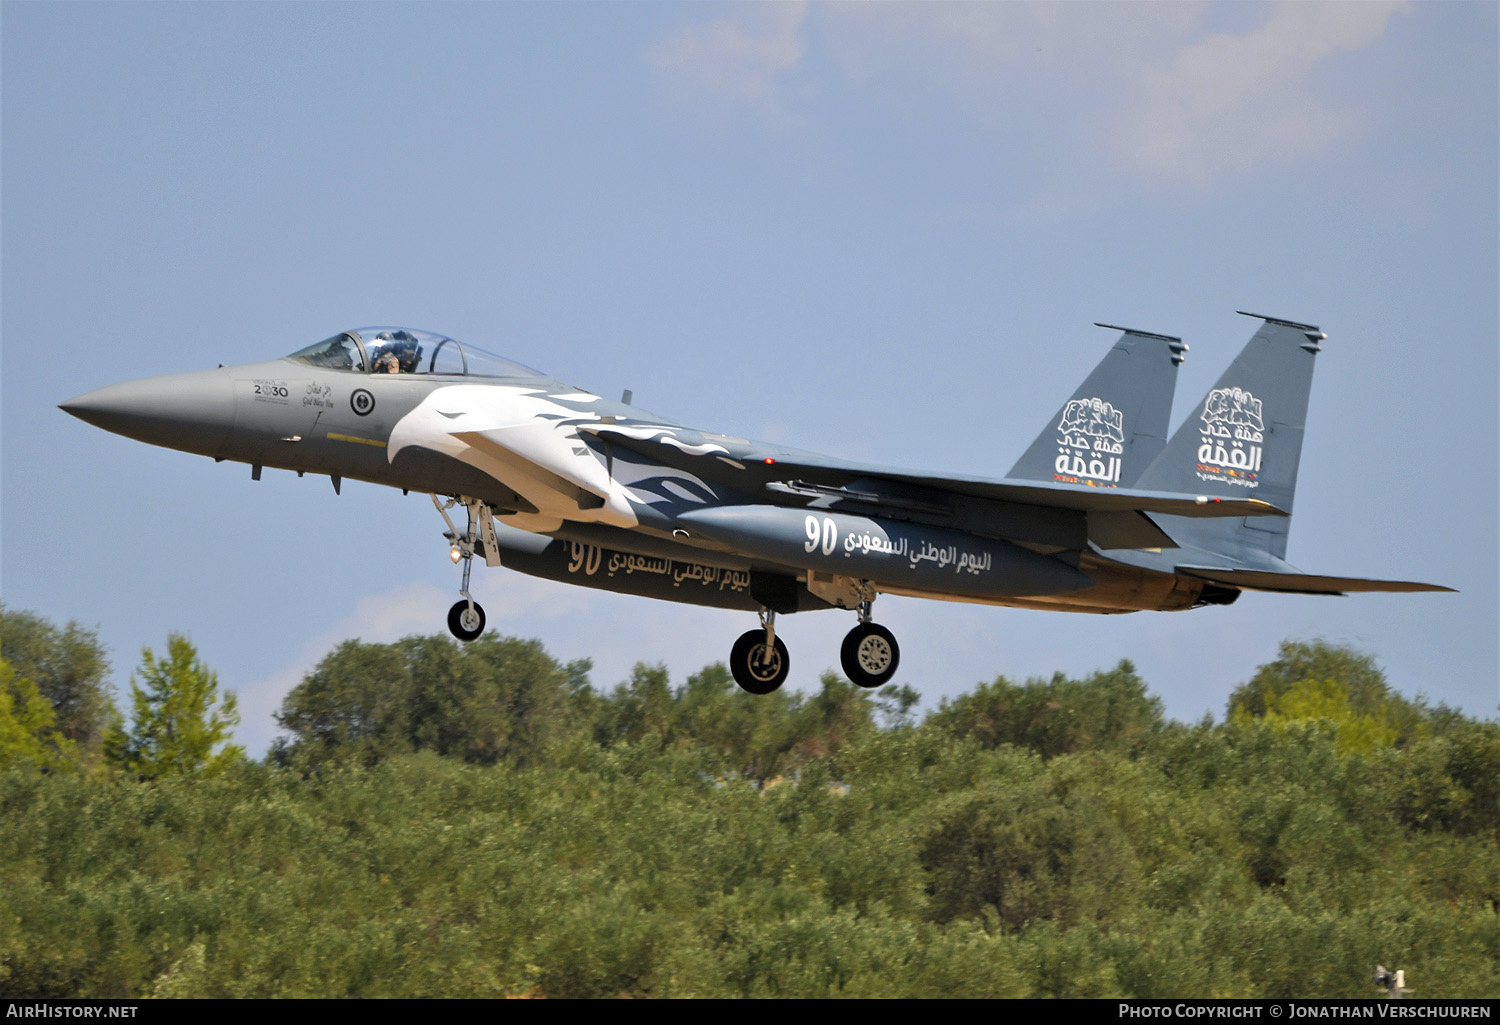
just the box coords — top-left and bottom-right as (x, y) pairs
(447, 600), (486, 641)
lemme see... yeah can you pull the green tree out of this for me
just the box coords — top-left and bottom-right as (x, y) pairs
(272, 634), (582, 770)
(0, 603), (114, 760)
(1228, 640), (1425, 744)
(590, 662), (675, 748)
(112, 634), (243, 777)
(1230, 677), (1399, 755)
(1440, 720), (1500, 839)
(0, 657), (77, 771)
(928, 660), (1163, 759)
(649, 661), (810, 779)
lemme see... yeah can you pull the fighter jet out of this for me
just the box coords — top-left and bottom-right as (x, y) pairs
(60, 315), (1449, 694)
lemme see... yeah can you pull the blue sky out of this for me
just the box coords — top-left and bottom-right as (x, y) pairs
(3, 1), (1495, 754)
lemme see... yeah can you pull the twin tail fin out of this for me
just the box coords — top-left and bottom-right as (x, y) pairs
(1007, 324), (1187, 490)
(1133, 312), (1324, 561)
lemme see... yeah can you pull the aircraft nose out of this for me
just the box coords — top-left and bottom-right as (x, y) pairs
(60, 369), (234, 456)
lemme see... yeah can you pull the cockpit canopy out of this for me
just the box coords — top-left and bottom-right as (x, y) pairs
(287, 327), (543, 378)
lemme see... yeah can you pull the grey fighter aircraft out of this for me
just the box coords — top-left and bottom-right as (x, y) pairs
(61, 315), (1449, 694)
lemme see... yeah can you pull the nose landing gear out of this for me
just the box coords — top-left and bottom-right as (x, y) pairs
(432, 494), (498, 642)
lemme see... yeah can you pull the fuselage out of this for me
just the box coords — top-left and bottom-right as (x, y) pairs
(60, 326), (1231, 619)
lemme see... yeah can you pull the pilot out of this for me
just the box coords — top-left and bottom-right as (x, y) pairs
(373, 346), (401, 374)
(391, 330), (420, 373)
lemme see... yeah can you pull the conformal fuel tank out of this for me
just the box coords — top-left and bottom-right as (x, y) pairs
(675, 505), (1092, 600)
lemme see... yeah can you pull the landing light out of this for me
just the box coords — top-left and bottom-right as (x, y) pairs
(450, 547), (462, 564)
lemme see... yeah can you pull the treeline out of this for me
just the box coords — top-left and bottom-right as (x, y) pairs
(1, 604), (1497, 998)
(0, 605), (241, 779)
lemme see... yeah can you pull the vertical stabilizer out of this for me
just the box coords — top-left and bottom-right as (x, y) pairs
(1007, 325), (1186, 488)
(1135, 312), (1326, 562)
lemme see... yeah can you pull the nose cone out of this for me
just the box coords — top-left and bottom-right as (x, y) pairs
(61, 368), (234, 456)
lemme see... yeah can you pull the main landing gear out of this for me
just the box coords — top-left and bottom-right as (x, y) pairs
(432, 494), (499, 642)
(730, 610), (791, 695)
(842, 603), (900, 689)
(728, 600), (901, 695)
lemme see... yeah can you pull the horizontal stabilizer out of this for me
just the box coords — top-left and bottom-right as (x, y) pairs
(1176, 565), (1454, 596)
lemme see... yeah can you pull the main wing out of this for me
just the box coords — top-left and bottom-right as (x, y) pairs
(586, 424), (1285, 552)
(1175, 565), (1454, 595)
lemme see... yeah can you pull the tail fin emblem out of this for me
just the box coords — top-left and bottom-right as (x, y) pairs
(1058, 397), (1125, 444)
(1202, 387), (1264, 433)
(1197, 387), (1265, 485)
(1054, 397), (1124, 485)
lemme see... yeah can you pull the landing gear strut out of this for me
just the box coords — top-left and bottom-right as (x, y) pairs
(432, 494), (497, 642)
(730, 609), (790, 694)
(841, 600), (900, 689)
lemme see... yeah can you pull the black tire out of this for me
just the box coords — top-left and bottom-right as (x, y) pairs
(447, 600), (486, 642)
(729, 629), (790, 695)
(841, 622), (899, 688)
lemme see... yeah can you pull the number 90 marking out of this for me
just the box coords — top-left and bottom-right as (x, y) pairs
(804, 515), (836, 556)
